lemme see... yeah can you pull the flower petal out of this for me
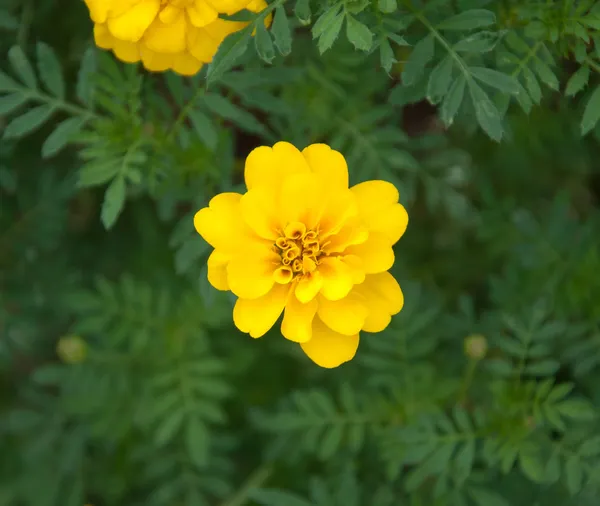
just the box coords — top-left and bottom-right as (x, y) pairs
(207, 250), (229, 291)
(140, 46), (173, 71)
(351, 180), (408, 244)
(345, 231), (395, 274)
(295, 271), (323, 303)
(111, 39), (141, 63)
(317, 292), (367, 336)
(318, 257), (355, 301)
(143, 15), (187, 53)
(281, 291), (318, 343)
(172, 52), (203, 76)
(186, 0), (219, 27)
(244, 142), (311, 191)
(85, 0), (114, 23)
(300, 317), (359, 368)
(353, 272), (404, 333)
(94, 23), (116, 49)
(319, 188), (358, 239)
(280, 172), (324, 230)
(240, 186), (281, 240)
(233, 283), (289, 338)
(302, 144), (349, 190)
(107, 0), (160, 42)
(227, 246), (279, 299)
(323, 217), (368, 253)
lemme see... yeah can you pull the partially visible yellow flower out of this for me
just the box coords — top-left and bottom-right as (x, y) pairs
(194, 142), (409, 368)
(84, 0), (268, 75)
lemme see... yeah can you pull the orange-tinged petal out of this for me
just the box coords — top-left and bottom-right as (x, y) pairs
(172, 52), (203, 75)
(194, 193), (260, 254)
(300, 317), (359, 368)
(318, 257), (355, 301)
(281, 291), (318, 343)
(207, 250), (229, 291)
(244, 142), (311, 191)
(186, 0), (219, 27)
(351, 180), (409, 244)
(240, 187), (281, 240)
(353, 272), (404, 333)
(302, 144), (349, 190)
(345, 231), (395, 274)
(317, 292), (367, 336)
(295, 271), (323, 303)
(107, 0), (160, 42)
(143, 15), (187, 53)
(227, 246), (279, 299)
(233, 284), (289, 338)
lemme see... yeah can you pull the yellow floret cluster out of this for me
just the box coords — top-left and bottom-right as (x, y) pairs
(84, 0), (268, 75)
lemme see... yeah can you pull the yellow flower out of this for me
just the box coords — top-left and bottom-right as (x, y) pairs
(194, 142), (408, 368)
(84, 0), (268, 75)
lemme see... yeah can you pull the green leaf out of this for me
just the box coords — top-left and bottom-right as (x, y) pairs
(250, 489), (312, 506)
(78, 161), (119, 187)
(203, 93), (267, 135)
(523, 67), (542, 103)
(402, 35), (434, 86)
(427, 55), (453, 104)
(206, 28), (251, 85)
(581, 85), (600, 135)
(556, 399), (596, 420)
(3, 104), (54, 139)
(42, 116), (87, 158)
(470, 67), (519, 94)
(185, 418), (208, 467)
(346, 15), (373, 52)
(468, 80), (503, 141)
(294, 0), (311, 24)
(188, 110), (218, 150)
(440, 76), (466, 126)
(533, 58), (559, 90)
(519, 451), (546, 483)
(0, 93), (27, 115)
(0, 70), (18, 90)
(8, 46), (37, 89)
(469, 489), (510, 506)
(36, 42), (65, 98)
(378, 0), (397, 13)
(525, 359), (560, 376)
(254, 22), (275, 63)
(272, 6), (292, 56)
(77, 46), (97, 106)
(565, 65), (590, 97)
(380, 39), (396, 74)
(438, 9), (496, 31)
(0, 9), (18, 30)
(313, 6), (344, 54)
(101, 176), (126, 229)
(565, 456), (583, 495)
(454, 31), (501, 53)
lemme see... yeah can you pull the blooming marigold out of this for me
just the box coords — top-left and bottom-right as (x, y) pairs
(194, 142), (409, 368)
(84, 0), (268, 75)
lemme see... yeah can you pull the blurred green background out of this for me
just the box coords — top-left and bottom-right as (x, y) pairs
(2, 1), (600, 505)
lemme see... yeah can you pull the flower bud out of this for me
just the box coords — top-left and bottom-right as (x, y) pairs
(57, 335), (88, 364)
(464, 334), (488, 360)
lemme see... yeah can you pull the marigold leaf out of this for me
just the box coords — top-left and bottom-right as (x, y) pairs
(523, 67), (542, 104)
(469, 489), (510, 506)
(402, 35), (434, 86)
(185, 417), (209, 467)
(8, 46), (37, 89)
(566, 65), (590, 97)
(206, 28), (251, 85)
(3, 104), (54, 139)
(254, 22), (275, 64)
(468, 80), (503, 141)
(250, 489), (312, 506)
(440, 76), (466, 126)
(378, 0), (397, 13)
(581, 85), (600, 135)
(565, 456), (583, 495)
(519, 451), (546, 483)
(470, 67), (520, 94)
(427, 55), (453, 104)
(272, 5), (292, 56)
(100, 176), (126, 230)
(438, 9), (496, 31)
(0, 92), (27, 115)
(203, 93), (268, 136)
(76, 46), (97, 106)
(154, 409), (185, 446)
(346, 15), (373, 52)
(294, 0), (311, 24)
(42, 116), (87, 158)
(533, 58), (559, 91)
(453, 31), (502, 53)
(36, 42), (65, 99)
(188, 109), (218, 151)
(379, 38), (396, 74)
(315, 8), (344, 54)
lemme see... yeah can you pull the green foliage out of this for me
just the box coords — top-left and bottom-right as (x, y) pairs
(2, 1), (600, 506)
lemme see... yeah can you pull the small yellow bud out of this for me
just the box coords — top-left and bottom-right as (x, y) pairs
(57, 335), (88, 364)
(464, 334), (488, 360)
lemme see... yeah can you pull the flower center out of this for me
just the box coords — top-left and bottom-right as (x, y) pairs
(273, 222), (323, 284)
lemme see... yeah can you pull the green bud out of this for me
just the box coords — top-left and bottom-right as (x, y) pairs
(464, 334), (488, 360)
(57, 335), (88, 364)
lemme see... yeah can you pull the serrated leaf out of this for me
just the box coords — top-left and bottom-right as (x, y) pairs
(380, 39), (396, 74)
(77, 46), (97, 106)
(8, 46), (37, 89)
(581, 85), (600, 135)
(378, 0), (397, 13)
(565, 456), (583, 495)
(468, 80), (503, 141)
(346, 15), (373, 51)
(0, 93), (27, 115)
(101, 176), (126, 229)
(203, 93), (267, 135)
(188, 110), (218, 150)
(427, 55), (453, 104)
(523, 67), (542, 103)
(3, 104), (54, 139)
(36, 42), (65, 98)
(556, 399), (596, 420)
(566, 65), (590, 97)
(42, 116), (87, 158)
(272, 6), (292, 55)
(206, 28), (251, 85)
(440, 76), (465, 125)
(254, 22), (275, 63)
(438, 9), (496, 30)
(315, 8), (344, 54)
(470, 67), (519, 94)
(454, 31), (501, 53)
(402, 35), (434, 86)
(533, 58), (559, 90)
(295, 0), (311, 24)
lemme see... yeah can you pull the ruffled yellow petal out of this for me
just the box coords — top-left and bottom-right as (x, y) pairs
(172, 52), (203, 75)
(280, 173), (324, 231)
(233, 284), (289, 338)
(300, 318), (359, 368)
(319, 189), (358, 239)
(318, 257), (355, 301)
(206, 0), (254, 14)
(186, 0), (219, 27)
(353, 272), (404, 333)
(317, 292), (367, 336)
(159, 4), (183, 24)
(140, 46), (173, 72)
(302, 144), (349, 190)
(351, 180), (409, 245)
(244, 142), (311, 191)
(107, 0), (160, 42)
(94, 24), (116, 49)
(281, 291), (318, 343)
(85, 0), (115, 23)
(111, 39), (140, 63)
(186, 25), (221, 62)
(240, 187), (281, 240)
(295, 272), (323, 303)
(227, 246), (279, 299)
(207, 250), (229, 291)
(144, 15), (187, 53)
(345, 231), (395, 274)
(323, 217), (369, 254)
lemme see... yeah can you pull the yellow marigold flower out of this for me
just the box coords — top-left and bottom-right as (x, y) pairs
(84, 0), (268, 75)
(194, 142), (409, 368)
